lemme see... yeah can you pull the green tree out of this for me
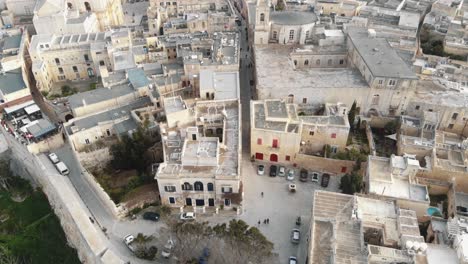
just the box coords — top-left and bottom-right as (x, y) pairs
(384, 120), (399, 135)
(348, 100), (357, 130)
(340, 171), (363, 194)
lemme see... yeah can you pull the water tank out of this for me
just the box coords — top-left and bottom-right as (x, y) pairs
(406, 240), (414, 249)
(420, 243), (428, 252)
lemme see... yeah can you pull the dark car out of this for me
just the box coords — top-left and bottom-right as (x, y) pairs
(269, 165), (278, 177)
(299, 169), (308, 182)
(143, 212), (160, 221)
(321, 173), (330, 188)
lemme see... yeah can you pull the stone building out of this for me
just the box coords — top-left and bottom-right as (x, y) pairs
(156, 99), (242, 211)
(253, 0), (318, 45)
(250, 99), (350, 163)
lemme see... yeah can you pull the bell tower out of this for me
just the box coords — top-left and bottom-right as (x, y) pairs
(254, 0), (270, 45)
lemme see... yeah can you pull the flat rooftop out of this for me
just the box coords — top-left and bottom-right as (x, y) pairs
(255, 45), (368, 97)
(158, 99), (240, 177)
(270, 11), (318, 25)
(68, 84), (135, 110)
(200, 70), (240, 100)
(368, 156), (429, 202)
(347, 29), (417, 79)
(163, 96), (185, 114)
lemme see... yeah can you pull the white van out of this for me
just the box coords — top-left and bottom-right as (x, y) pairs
(55, 161), (69, 175)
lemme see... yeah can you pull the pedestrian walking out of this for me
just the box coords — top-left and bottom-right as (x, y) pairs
(261, 192), (264, 197)
(263, 219), (267, 224)
(258, 220), (261, 225)
(267, 218), (270, 224)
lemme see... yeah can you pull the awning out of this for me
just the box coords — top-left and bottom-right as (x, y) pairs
(26, 119), (56, 138)
(24, 104), (40, 115)
(3, 100), (34, 114)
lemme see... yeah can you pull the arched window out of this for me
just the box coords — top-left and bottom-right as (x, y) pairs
(207, 183), (214, 191)
(316, 59), (320, 65)
(294, 60), (297, 66)
(304, 60), (309, 65)
(67, 2), (73, 9)
(272, 31), (278, 39)
(372, 94), (380, 105)
(194, 181), (204, 191)
(55, 58), (60, 65)
(182, 182), (193, 191)
(260, 13), (265, 22)
(289, 30), (295, 40)
(328, 59), (332, 66)
(84, 2), (91, 11)
(288, 94), (294, 103)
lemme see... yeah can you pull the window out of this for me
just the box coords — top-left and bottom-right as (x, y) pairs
(331, 133), (336, 139)
(305, 30), (310, 39)
(181, 182), (193, 191)
(415, 105), (420, 110)
(304, 60), (309, 65)
(303, 98), (307, 104)
(452, 113), (459, 120)
(207, 183), (214, 191)
(272, 31), (278, 39)
(224, 199), (231, 206)
(339, 59), (344, 65)
(84, 54), (89, 61)
(285, 155), (291, 161)
(294, 60), (297, 66)
(260, 13), (265, 22)
(194, 181), (204, 191)
(341, 167), (347, 173)
(330, 146), (338, 153)
(255, 153), (263, 160)
(40, 44), (44, 49)
(67, 2), (72, 9)
(309, 131), (314, 136)
(169, 197), (175, 204)
(328, 59), (332, 66)
(55, 58), (60, 65)
(372, 95), (380, 105)
(289, 30), (294, 40)
(388, 79), (396, 86)
(272, 139), (279, 148)
(448, 124), (454, 129)
(164, 185), (176, 192)
(222, 187), (233, 193)
(58, 67), (64, 74)
(257, 138), (262, 145)
(378, 79), (383, 85)
(85, 138), (90, 144)
(428, 109), (433, 112)
(316, 59), (320, 65)
(72, 66), (78, 72)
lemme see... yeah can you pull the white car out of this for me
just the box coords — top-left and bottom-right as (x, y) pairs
(257, 165), (265, 175)
(291, 229), (300, 244)
(180, 212), (196, 220)
(48, 153), (59, 163)
(161, 239), (174, 258)
(124, 234), (134, 245)
(311, 172), (320, 183)
(289, 256), (298, 264)
(287, 169), (295, 181)
(278, 166), (286, 177)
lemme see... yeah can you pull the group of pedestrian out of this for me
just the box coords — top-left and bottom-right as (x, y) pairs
(258, 218), (270, 225)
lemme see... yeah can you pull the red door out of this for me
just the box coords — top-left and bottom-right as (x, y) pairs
(270, 154), (278, 162)
(255, 153), (263, 160)
(272, 139), (278, 148)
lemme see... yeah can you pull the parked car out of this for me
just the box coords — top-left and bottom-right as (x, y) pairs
(161, 239), (174, 258)
(291, 229), (300, 244)
(257, 165), (265, 175)
(123, 234), (135, 251)
(278, 166), (286, 177)
(321, 173), (330, 188)
(269, 165), (277, 177)
(299, 169), (308, 182)
(287, 169), (295, 181)
(48, 153), (59, 164)
(55, 161), (69, 175)
(289, 256), (298, 264)
(296, 216), (301, 226)
(311, 172), (320, 183)
(180, 212), (196, 220)
(289, 184), (296, 192)
(143, 212), (160, 221)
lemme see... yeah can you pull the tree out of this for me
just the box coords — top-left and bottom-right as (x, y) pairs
(348, 100), (357, 130)
(133, 233), (156, 260)
(169, 220), (275, 264)
(340, 171), (363, 194)
(384, 120), (398, 135)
